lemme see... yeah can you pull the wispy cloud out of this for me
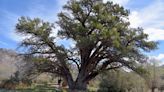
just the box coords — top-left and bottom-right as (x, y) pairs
(0, 10), (21, 42)
(0, 41), (8, 46)
(129, 0), (164, 41)
(0, 0), (68, 42)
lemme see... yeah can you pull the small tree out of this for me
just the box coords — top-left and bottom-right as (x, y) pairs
(16, 0), (157, 91)
(98, 70), (126, 92)
(98, 70), (149, 92)
(144, 58), (162, 92)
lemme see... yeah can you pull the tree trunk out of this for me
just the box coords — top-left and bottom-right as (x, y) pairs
(151, 87), (155, 92)
(67, 70), (88, 92)
(68, 81), (87, 92)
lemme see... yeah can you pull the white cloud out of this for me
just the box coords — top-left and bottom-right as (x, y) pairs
(149, 54), (164, 65)
(129, 11), (142, 28)
(138, 0), (164, 28)
(129, 0), (164, 41)
(103, 0), (130, 6)
(58, 0), (68, 6)
(144, 28), (164, 41)
(156, 54), (164, 60)
(150, 54), (164, 61)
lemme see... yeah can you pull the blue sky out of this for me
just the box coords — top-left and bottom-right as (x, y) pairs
(0, 0), (164, 63)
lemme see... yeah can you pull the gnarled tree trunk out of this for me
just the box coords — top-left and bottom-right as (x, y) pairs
(68, 81), (87, 92)
(66, 69), (89, 92)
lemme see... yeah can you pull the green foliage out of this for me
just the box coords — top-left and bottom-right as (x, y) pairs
(98, 70), (126, 92)
(97, 70), (148, 92)
(57, 0), (157, 71)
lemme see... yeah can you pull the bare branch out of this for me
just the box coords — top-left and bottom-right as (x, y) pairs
(68, 58), (80, 71)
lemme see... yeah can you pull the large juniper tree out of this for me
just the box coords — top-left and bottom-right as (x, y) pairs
(16, 0), (157, 91)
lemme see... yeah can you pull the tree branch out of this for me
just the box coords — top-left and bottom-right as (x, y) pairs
(68, 58), (80, 71)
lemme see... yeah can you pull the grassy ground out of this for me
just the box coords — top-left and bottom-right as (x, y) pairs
(0, 85), (62, 92)
(0, 84), (97, 92)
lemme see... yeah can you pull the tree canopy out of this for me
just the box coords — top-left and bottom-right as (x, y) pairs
(16, 0), (157, 91)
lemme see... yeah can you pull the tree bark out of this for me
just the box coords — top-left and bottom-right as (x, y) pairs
(67, 69), (88, 92)
(68, 81), (87, 92)
(151, 87), (155, 92)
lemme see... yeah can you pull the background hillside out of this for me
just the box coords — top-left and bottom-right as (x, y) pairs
(0, 48), (23, 80)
